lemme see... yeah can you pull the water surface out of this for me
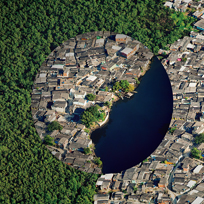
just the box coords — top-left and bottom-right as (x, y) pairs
(91, 57), (173, 173)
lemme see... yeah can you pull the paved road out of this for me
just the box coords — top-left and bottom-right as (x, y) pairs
(167, 189), (177, 204)
(167, 158), (182, 204)
(168, 157), (183, 191)
(167, 152), (192, 204)
(167, 152), (193, 204)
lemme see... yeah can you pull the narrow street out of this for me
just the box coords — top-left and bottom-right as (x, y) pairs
(167, 152), (191, 204)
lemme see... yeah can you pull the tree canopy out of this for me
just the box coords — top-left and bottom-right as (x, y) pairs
(104, 101), (111, 108)
(169, 127), (176, 134)
(80, 105), (105, 128)
(47, 121), (63, 132)
(84, 147), (92, 155)
(86, 93), (96, 101)
(44, 135), (55, 145)
(113, 80), (135, 92)
(94, 157), (103, 167)
(191, 147), (202, 160)
(135, 78), (140, 85)
(194, 133), (204, 144)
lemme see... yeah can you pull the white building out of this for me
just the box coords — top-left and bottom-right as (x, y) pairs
(74, 90), (86, 99)
(73, 98), (87, 106)
(51, 101), (67, 113)
(193, 165), (203, 174)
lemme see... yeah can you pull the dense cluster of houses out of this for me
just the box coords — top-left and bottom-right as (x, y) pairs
(161, 29), (204, 203)
(31, 31), (153, 174)
(94, 161), (173, 204)
(93, 3), (204, 202)
(94, 33), (204, 203)
(164, 0), (204, 13)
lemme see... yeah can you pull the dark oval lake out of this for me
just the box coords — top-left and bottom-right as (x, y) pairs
(91, 57), (173, 174)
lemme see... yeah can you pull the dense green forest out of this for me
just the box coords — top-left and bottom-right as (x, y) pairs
(0, 0), (196, 203)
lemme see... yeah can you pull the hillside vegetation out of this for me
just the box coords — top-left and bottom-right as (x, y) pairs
(0, 0), (195, 203)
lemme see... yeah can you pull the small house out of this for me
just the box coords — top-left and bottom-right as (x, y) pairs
(73, 98), (87, 107)
(158, 177), (167, 188)
(115, 34), (127, 43)
(164, 1), (173, 8)
(101, 180), (111, 190)
(74, 90), (86, 99)
(140, 194), (152, 203)
(111, 181), (121, 190)
(51, 101), (67, 113)
(194, 19), (204, 31)
(193, 165), (203, 174)
(64, 157), (74, 165)
(58, 137), (68, 149)
(113, 192), (123, 200)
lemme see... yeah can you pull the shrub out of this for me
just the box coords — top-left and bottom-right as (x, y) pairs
(194, 133), (204, 144)
(47, 121), (63, 131)
(86, 94), (96, 101)
(94, 157), (102, 166)
(191, 147), (202, 159)
(44, 135), (54, 145)
(84, 147), (92, 155)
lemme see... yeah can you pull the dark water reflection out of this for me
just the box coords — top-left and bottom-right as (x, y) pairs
(91, 57), (173, 173)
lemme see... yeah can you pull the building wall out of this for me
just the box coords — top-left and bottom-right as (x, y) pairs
(73, 101), (86, 106)
(45, 115), (56, 123)
(51, 107), (66, 113)
(120, 52), (128, 58)
(121, 45), (138, 58)
(183, 167), (189, 172)
(110, 64), (117, 71)
(116, 38), (126, 42)
(74, 94), (85, 99)
(59, 141), (68, 149)
(158, 184), (166, 188)
(196, 26), (204, 31)
(101, 66), (108, 71)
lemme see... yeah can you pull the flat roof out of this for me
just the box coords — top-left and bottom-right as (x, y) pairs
(164, 2), (173, 7)
(116, 34), (127, 39)
(189, 83), (197, 87)
(96, 38), (104, 44)
(86, 75), (97, 81)
(121, 47), (133, 55)
(187, 180), (196, 188)
(52, 64), (64, 69)
(196, 35), (204, 40)
(112, 45), (122, 50)
(192, 197), (204, 204)
(193, 165), (203, 173)
(104, 173), (113, 180)
(187, 43), (195, 49)
(96, 180), (103, 186)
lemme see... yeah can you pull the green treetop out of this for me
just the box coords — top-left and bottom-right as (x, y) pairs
(84, 147), (92, 155)
(47, 121), (63, 132)
(44, 135), (54, 145)
(113, 80), (134, 92)
(86, 93), (96, 101)
(80, 105), (105, 128)
(191, 147), (202, 159)
(94, 157), (102, 167)
(194, 133), (204, 144)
